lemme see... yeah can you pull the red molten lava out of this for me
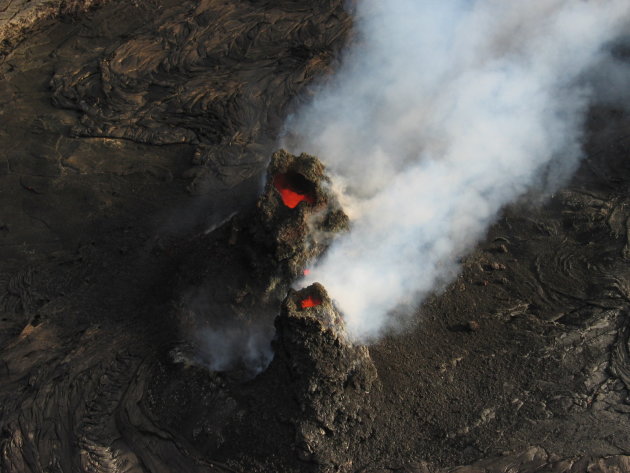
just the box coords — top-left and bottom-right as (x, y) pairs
(300, 297), (322, 309)
(273, 173), (315, 209)
(303, 269), (311, 276)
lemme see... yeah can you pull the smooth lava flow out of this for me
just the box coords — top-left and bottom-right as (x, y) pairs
(273, 173), (315, 209)
(300, 297), (322, 309)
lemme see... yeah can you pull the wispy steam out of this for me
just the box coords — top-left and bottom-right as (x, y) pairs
(197, 324), (274, 374)
(287, 0), (630, 341)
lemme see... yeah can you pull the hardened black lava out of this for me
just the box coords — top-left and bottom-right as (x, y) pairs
(1, 2), (630, 473)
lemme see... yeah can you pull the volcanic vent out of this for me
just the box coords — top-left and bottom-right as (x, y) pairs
(162, 151), (379, 471)
(174, 150), (349, 371)
(252, 149), (349, 284)
(273, 171), (316, 208)
(260, 283), (379, 470)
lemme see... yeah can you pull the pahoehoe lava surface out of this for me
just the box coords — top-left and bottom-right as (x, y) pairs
(1, 2), (630, 473)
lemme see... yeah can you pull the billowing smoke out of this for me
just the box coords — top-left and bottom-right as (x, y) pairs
(286, 0), (630, 341)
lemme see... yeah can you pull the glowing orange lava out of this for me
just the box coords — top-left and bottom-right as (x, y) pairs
(273, 173), (315, 209)
(300, 297), (322, 309)
(303, 269), (311, 276)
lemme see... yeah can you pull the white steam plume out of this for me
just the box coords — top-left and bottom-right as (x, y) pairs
(286, 0), (630, 341)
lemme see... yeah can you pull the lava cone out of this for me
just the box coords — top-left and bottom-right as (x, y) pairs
(266, 283), (379, 469)
(252, 149), (349, 283)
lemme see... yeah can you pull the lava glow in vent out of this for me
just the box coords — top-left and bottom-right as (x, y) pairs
(273, 172), (315, 209)
(300, 297), (322, 309)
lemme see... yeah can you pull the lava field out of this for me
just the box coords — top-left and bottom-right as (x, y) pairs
(1, 2), (630, 473)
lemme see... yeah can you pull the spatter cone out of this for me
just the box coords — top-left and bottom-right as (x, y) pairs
(269, 283), (379, 470)
(251, 149), (349, 285)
